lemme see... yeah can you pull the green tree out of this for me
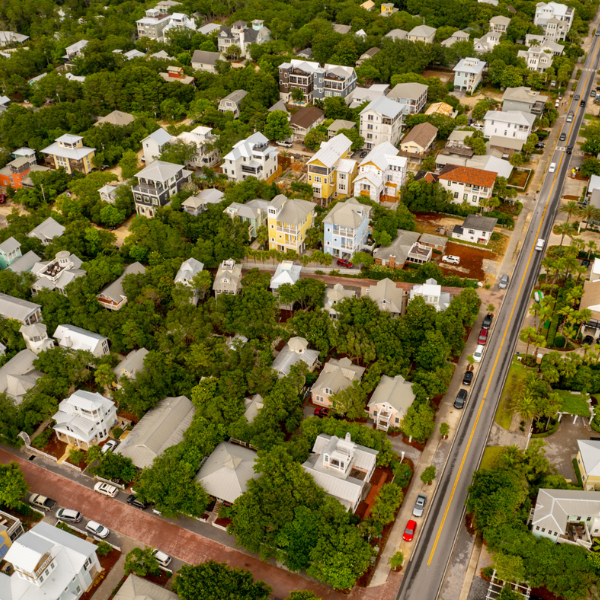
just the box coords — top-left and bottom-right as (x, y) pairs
(493, 552), (526, 584)
(401, 402), (435, 443)
(264, 110), (293, 141)
(439, 422), (449, 438)
(337, 128), (364, 152)
(291, 88), (304, 103)
(509, 152), (524, 167)
(304, 128), (328, 151)
(124, 547), (161, 577)
(580, 157), (600, 177)
(119, 150), (140, 179)
(0, 462), (28, 508)
(420, 465), (436, 485)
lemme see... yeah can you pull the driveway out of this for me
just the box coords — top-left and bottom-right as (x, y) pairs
(541, 416), (591, 480)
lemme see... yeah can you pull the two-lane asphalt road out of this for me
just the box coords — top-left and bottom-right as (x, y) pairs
(397, 34), (600, 600)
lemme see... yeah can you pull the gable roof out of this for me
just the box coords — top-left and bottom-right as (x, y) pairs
(221, 89), (248, 104)
(175, 257), (204, 284)
(368, 374), (415, 418)
(142, 127), (173, 147)
(311, 357), (365, 395)
(98, 262), (146, 303)
(388, 82), (428, 100)
(27, 217), (65, 243)
(115, 574), (180, 600)
(532, 488), (600, 535)
(438, 164), (497, 187)
(462, 214), (498, 232)
(0, 293), (40, 322)
(113, 348), (149, 381)
(359, 141), (402, 170)
(191, 49), (223, 65)
(401, 122), (438, 149)
(269, 195), (316, 225)
(309, 134), (352, 169)
(135, 160), (183, 182)
(290, 106), (324, 130)
(361, 95), (403, 119)
(483, 110), (536, 127)
(95, 110), (135, 127)
(0, 348), (43, 404)
(373, 229), (420, 264)
(53, 324), (107, 352)
(578, 440), (600, 477)
(0, 237), (20, 255)
(214, 259), (242, 292)
(368, 278), (405, 313)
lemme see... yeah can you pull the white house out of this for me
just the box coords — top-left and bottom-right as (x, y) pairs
(53, 390), (117, 449)
(409, 278), (451, 311)
(270, 261), (302, 308)
(27, 217), (65, 246)
(31, 251), (85, 295)
(191, 50), (225, 73)
(359, 96), (404, 149)
(181, 188), (225, 216)
(518, 42), (562, 72)
(173, 126), (220, 170)
(473, 31), (500, 54)
(218, 90), (248, 118)
(453, 58), (486, 93)
(367, 374), (416, 431)
(0, 294), (42, 325)
(353, 142), (407, 202)
(324, 284), (356, 319)
(0, 349), (44, 405)
(483, 110), (535, 141)
(271, 336), (320, 378)
(97, 263), (146, 311)
(141, 128), (173, 164)
(53, 324), (109, 357)
(407, 25), (436, 44)
(438, 164), (497, 208)
(441, 30), (470, 47)
(20, 323), (54, 354)
(387, 82), (428, 115)
(174, 257), (204, 304)
(490, 15), (511, 33)
(451, 214), (498, 245)
(217, 20), (271, 59)
(222, 132), (279, 182)
(534, 2), (574, 41)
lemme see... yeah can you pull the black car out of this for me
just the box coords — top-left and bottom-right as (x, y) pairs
(359, 151), (368, 158)
(454, 389), (468, 409)
(581, 100), (586, 107)
(566, 146), (573, 154)
(463, 371), (474, 386)
(126, 494), (148, 510)
(583, 335), (595, 346)
(535, 142), (545, 149)
(482, 313), (493, 329)
(559, 133), (567, 141)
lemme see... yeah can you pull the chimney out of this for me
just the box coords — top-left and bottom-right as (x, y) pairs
(388, 254), (395, 269)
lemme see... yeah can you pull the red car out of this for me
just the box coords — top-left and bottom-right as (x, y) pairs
(314, 407), (330, 418)
(0, 194), (6, 204)
(337, 258), (353, 268)
(403, 519), (417, 542)
(478, 328), (488, 345)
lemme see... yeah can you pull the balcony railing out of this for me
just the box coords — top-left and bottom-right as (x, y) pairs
(133, 184), (161, 196)
(241, 165), (262, 174)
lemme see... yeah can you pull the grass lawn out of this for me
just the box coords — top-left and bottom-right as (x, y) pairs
(555, 390), (591, 417)
(495, 358), (528, 430)
(480, 446), (504, 471)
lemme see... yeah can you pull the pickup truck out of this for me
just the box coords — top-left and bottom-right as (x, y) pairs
(29, 493), (57, 511)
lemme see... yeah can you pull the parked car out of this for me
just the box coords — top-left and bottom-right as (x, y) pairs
(478, 328), (488, 345)
(582, 259), (591, 267)
(337, 258), (353, 268)
(153, 549), (172, 567)
(442, 255), (460, 265)
(583, 335), (595, 346)
(499, 274), (509, 289)
(559, 133), (567, 141)
(575, 94), (580, 101)
(403, 519), (417, 542)
(126, 494), (149, 510)
(566, 146), (573, 154)
(482, 314), (493, 329)
(412, 494), (427, 518)
(454, 389), (468, 409)
(535, 142), (545, 149)
(581, 100), (586, 107)
(314, 407), (330, 418)
(94, 482), (119, 498)
(473, 345), (485, 363)
(0, 194), (6, 204)
(102, 439), (119, 453)
(535, 239), (545, 252)
(29, 493), (56, 511)
(86, 521), (110, 539)
(549, 163), (556, 173)
(55, 508), (82, 523)
(592, 90), (597, 97)
(463, 371), (474, 386)
(360, 151), (368, 158)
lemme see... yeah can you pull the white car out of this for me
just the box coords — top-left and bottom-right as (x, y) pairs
(86, 521), (110, 539)
(442, 255), (460, 265)
(94, 482), (119, 498)
(153, 549), (172, 567)
(549, 163), (556, 173)
(102, 439), (118, 454)
(473, 345), (485, 363)
(535, 238), (545, 252)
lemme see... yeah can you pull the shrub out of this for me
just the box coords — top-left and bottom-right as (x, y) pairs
(69, 448), (86, 464)
(420, 465), (436, 485)
(572, 458), (584, 487)
(554, 335), (566, 348)
(392, 460), (413, 488)
(487, 210), (514, 229)
(31, 429), (53, 449)
(56, 522), (75, 535)
(390, 551), (404, 569)
(112, 428), (124, 439)
(96, 541), (113, 557)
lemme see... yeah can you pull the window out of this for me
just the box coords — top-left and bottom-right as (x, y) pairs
(463, 194), (468, 200)
(395, 417), (400, 423)
(373, 410), (377, 416)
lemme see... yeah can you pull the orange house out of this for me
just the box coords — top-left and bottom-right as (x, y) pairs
(0, 157), (35, 190)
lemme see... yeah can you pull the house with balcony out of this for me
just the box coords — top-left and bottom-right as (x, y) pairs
(41, 134), (95, 175)
(483, 110), (535, 141)
(224, 199), (269, 238)
(222, 132), (279, 182)
(502, 86), (549, 115)
(162, 12), (197, 39)
(0, 156), (46, 191)
(141, 127), (173, 164)
(438, 164), (497, 208)
(490, 15), (511, 33)
(451, 214), (498, 245)
(0, 31), (29, 48)
(387, 82), (428, 115)
(0, 508), (24, 560)
(367, 374), (415, 431)
(534, 2), (574, 41)
(267, 194), (316, 253)
(97, 262), (146, 310)
(113, 348), (149, 386)
(473, 31), (500, 54)
(0, 237), (21, 269)
(359, 96), (403, 150)
(214, 259), (242, 296)
(27, 217), (65, 246)
(64, 39), (88, 61)
(453, 57), (486, 93)
(31, 251), (85, 295)
(373, 229), (431, 269)
(576, 440), (600, 491)
(20, 323), (55, 355)
(217, 20), (270, 59)
(441, 30), (470, 47)
(400, 122), (438, 156)
(365, 278), (405, 316)
(0, 349), (44, 405)
(302, 432), (378, 512)
(290, 106), (325, 141)
(270, 261), (302, 304)
(323, 197), (371, 260)
(353, 141), (407, 202)
(324, 284), (356, 319)
(7, 252), (42, 274)
(136, 9), (171, 40)
(381, 3), (398, 15)
(53, 390), (117, 449)
(173, 126), (220, 170)
(307, 134), (354, 203)
(132, 160), (192, 218)
(348, 83), (390, 109)
(518, 43), (561, 72)
(407, 25), (436, 44)
(53, 324), (109, 357)
(312, 357), (365, 408)
(0, 294), (42, 325)
(218, 90), (248, 118)
(191, 50), (225, 73)
(409, 278), (451, 311)
(271, 336), (320, 377)
(181, 188), (224, 215)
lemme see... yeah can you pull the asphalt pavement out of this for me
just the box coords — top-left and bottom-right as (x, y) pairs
(396, 32), (600, 600)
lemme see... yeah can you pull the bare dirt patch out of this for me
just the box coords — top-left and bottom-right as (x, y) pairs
(440, 242), (498, 282)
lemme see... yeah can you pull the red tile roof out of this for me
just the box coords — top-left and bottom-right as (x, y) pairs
(438, 165), (497, 187)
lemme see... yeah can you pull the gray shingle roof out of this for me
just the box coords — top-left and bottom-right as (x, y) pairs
(115, 574), (180, 600)
(373, 230), (420, 263)
(323, 197), (371, 228)
(311, 357), (365, 395)
(461, 214), (497, 233)
(98, 262), (146, 304)
(192, 50), (223, 66)
(113, 348), (149, 381)
(0, 348), (43, 404)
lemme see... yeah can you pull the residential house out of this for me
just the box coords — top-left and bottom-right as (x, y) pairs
(400, 122), (438, 155)
(218, 90), (248, 118)
(306, 134), (354, 203)
(381, 2), (398, 16)
(149, 49), (175, 60)
(195, 441), (259, 504)
(271, 336), (320, 378)
(98, 182), (125, 204)
(453, 57), (486, 93)
(132, 160), (192, 217)
(20, 323), (54, 354)
(27, 217), (65, 246)
(479, 0), (498, 4)
(181, 188), (224, 215)
(136, 9), (196, 42)
(222, 132), (279, 182)
(28, 73), (47, 86)
(268, 100), (290, 118)
(0, 237), (21, 269)
(0, 96), (10, 113)
(174, 257), (204, 304)
(114, 575), (180, 600)
(0, 32), (29, 47)
(324, 283), (356, 319)
(97, 262), (146, 310)
(438, 164), (497, 208)
(441, 30), (470, 47)
(357, 47), (380, 66)
(198, 22), (221, 35)
(502, 86), (549, 115)
(213, 259), (242, 296)
(31, 251), (85, 295)
(191, 50), (225, 73)
(580, 279), (600, 337)
(328, 120), (355, 139)
(217, 20), (270, 59)
(141, 128), (173, 164)
(435, 150), (513, 179)
(289, 106), (325, 141)
(64, 72), (86, 83)
(311, 357), (366, 408)
(269, 261), (302, 308)
(0, 522), (101, 600)
(117, 396), (195, 468)
(0, 509), (24, 560)
(347, 83), (390, 109)
(333, 23), (351, 34)
(323, 197), (372, 259)
(154, 0), (182, 15)
(356, 29), (367, 40)
(417, 233), (447, 253)
(473, 31), (500, 54)
(224, 199), (269, 238)
(373, 229), (431, 268)
(483, 110), (535, 141)
(365, 278), (405, 316)
(173, 126), (220, 170)
(387, 82), (428, 115)
(368, 374), (415, 431)
(295, 47), (313, 59)
(518, 42), (562, 72)
(0, 156), (45, 191)
(490, 15), (511, 33)
(53, 324), (110, 357)
(444, 130), (475, 157)
(451, 214), (498, 245)
(6, 251), (41, 275)
(113, 348), (149, 384)
(0, 349), (44, 405)
(159, 65), (195, 85)
(407, 25), (437, 44)
(162, 13), (198, 39)
(0, 294), (42, 325)
(577, 440), (600, 491)
(592, 257), (600, 282)
(409, 278), (452, 311)
(360, 96), (403, 149)
(534, 2), (574, 42)
(243, 394), (264, 423)
(267, 194), (316, 253)
(278, 60), (357, 105)
(361, 0), (375, 10)
(302, 433), (378, 512)
(53, 390), (117, 449)
(385, 29), (408, 41)
(353, 141), (407, 202)
(41, 134), (95, 174)
(122, 49), (146, 60)
(64, 40), (88, 61)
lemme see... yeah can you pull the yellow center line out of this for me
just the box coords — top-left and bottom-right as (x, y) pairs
(426, 42), (600, 567)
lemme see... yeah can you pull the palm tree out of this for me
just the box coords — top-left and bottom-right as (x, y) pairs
(588, 240), (598, 260)
(578, 204), (600, 230)
(520, 326), (537, 357)
(560, 200), (581, 222)
(553, 221), (576, 246)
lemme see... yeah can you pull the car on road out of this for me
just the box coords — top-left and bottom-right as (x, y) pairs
(582, 259), (591, 268)
(56, 508), (82, 523)
(463, 371), (473, 386)
(535, 238), (545, 252)
(566, 146), (572, 154)
(29, 493), (57, 511)
(126, 494), (149, 510)
(86, 521), (110, 539)
(581, 100), (586, 107)
(478, 328), (488, 345)
(482, 313), (493, 329)
(314, 407), (330, 418)
(102, 439), (119, 453)
(549, 162), (556, 173)
(473, 345), (485, 363)
(575, 94), (580, 101)
(454, 388), (468, 409)
(559, 133), (567, 141)
(499, 274), (509, 289)
(583, 335), (595, 346)
(337, 258), (353, 268)
(567, 112), (574, 123)
(153, 549), (172, 567)
(403, 519), (417, 542)
(442, 255), (460, 265)
(94, 482), (119, 498)
(413, 494), (427, 518)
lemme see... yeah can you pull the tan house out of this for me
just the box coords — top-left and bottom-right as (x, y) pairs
(213, 259), (242, 296)
(360, 0), (375, 10)
(365, 278), (406, 316)
(400, 122), (438, 155)
(367, 374), (416, 431)
(311, 357), (365, 408)
(580, 279), (600, 338)
(577, 440), (600, 491)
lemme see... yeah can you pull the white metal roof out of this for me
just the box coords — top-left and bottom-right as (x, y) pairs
(361, 95), (403, 118)
(309, 134), (352, 169)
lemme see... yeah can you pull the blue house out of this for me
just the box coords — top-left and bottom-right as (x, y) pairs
(0, 237), (21, 269)
(323, 197), (372, 260)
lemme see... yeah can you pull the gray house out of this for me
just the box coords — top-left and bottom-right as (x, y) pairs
(271, 336), (320, 378)
(387, 82), (428, 114)
(191, 50), (225, 73)
(113, 348), (149, 384)
(213, 259), (242, 296)
(501, 86), (549, 116)
(218, 90), (248, 118)
(366, 278), (406, 316)
(27, 217), (65, 245)
(97, 262), (146, 310)
(0, 349), (44, 404)
(0, 293), (42, 325)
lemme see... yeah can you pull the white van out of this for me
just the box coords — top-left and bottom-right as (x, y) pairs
(535, 239), (545, 251)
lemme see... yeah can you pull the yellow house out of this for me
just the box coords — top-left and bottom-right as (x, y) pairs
(0, 509), (24, 560)
(307, 134), (356, 205)
(41, 134), (96, 174)
(267, 194), (316, 253)
(577, 440), (600, 491)
(381, 2), (398, 16)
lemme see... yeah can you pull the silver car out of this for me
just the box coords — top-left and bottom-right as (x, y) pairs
(499, 274), (509, 289)
(413, 494), (427, 517)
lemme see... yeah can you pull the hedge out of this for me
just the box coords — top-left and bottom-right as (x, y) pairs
(573, 458), (584, 488)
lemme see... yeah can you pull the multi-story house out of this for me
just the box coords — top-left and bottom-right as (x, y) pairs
(518, 42), (562, 71)
(324, 284), (355, 319)
(502, 86), (549, 115)
(191, 50), (226, 73)
(141, 127), (173, 164)
(0, 293), (42, 325)
(353, 141), (407, 202)
(136, 8), (196, 42)
(490, 15), (511, 33)
(0, 156), (49, 191)
(290, 106), (325, 141)
(0, 509), (24, 560)
(278, 59), (357, 105)
(348, 83), (389, 109)
(356, 47), (380, 66)
(132, 160), (192, 218)
(451, 214), (498, 245)
(306, 134), (354, 203)
(409, 278), (452, 311)
(407, 25), (436, 44)
(181, 188), (224, 215)
(63, 40), (88, 61)
(0, 31), (29, 48)
(270, 262), (303, 309)
(223, 199), (269, 238)
(53, 390), (117, 449)
(98, 182), (125, 204)
(173, 126), (220, 170)
(576, 440), (600, 491)
(327, 120), (355, 139)
(387, 82), (428, 115)
(267, 194), (316, 253)
(271, 336), (320, 377)
(323, 197), (371, 260)
(31, 251), (86, 295)
(174, 258), (204, 304)
(213, 259), (243, 296)
(222, 132), (279, 182)
(367, 374), (415, 431)
(360, 96), (403, 149)
(41, 134), (95, 175)
(20, 323), (55, 354)
(0, 349), (43, 404)
(373, 230), (431, 269)
(53, 324), (109, 357)
(27, 217), (65, 246)
(400, 122), (438, 155)
(0, 237), (21, 269)
(453, 57), (486, 93)
(311, 358), (365, 408)
(473, 31), (500, 53)
(534, 2), (574, 41)
(366, 278), (405, 316)
(381, 3), (398, 16)
(154, 0), (181, 14)
(438, 164), (497, 208)
(483, 110), (535, 140)
(385, 29), (408, 41)
(97, 262), (146, 310)
(218, 90), (248, 118)
(217, 20), (270, 59)
(441, 30), (470, 47)
(162, 12), (197, 39)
